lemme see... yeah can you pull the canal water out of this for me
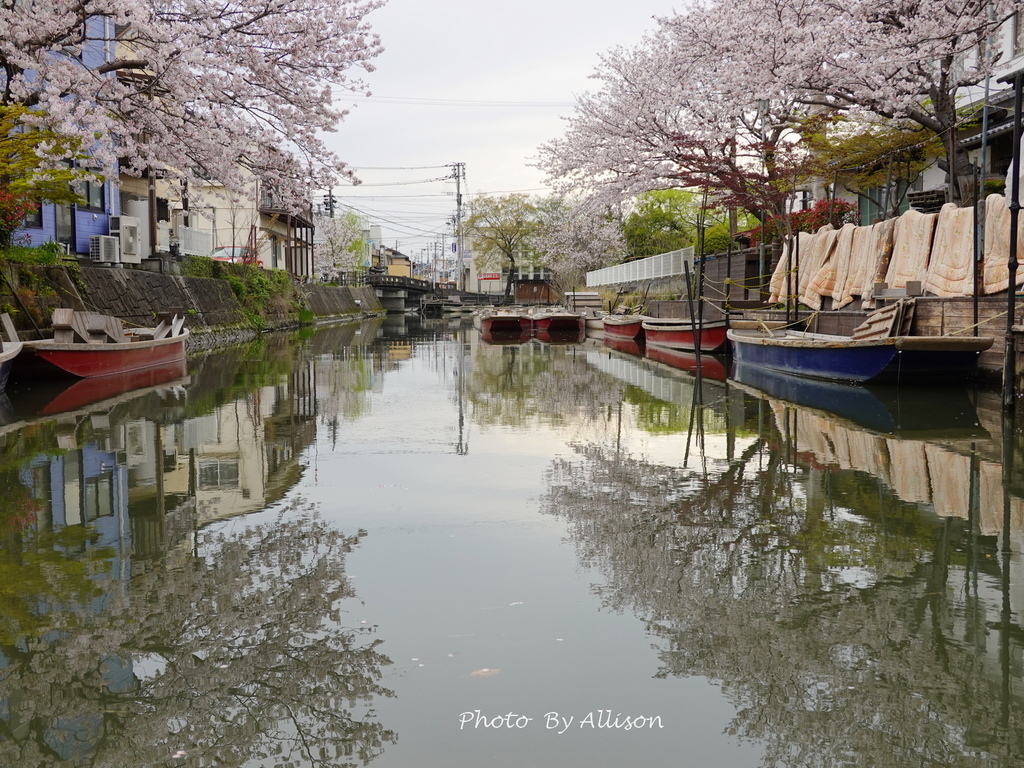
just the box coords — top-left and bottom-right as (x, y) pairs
(0, 316), (1022, 767)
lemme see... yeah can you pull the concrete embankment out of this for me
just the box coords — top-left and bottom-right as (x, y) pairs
(0, 264), (384, 348)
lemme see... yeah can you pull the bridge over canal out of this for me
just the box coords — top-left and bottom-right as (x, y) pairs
(366, 274), (501, 313)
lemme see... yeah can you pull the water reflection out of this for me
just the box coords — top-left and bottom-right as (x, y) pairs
(540, 342), (1024, 766)
(0, 321), (395, 767)
(2, 318), (1024, 766)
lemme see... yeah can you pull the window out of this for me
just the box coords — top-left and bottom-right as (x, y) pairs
(23, 202), (42, 229)
(77, 177), (104, 210)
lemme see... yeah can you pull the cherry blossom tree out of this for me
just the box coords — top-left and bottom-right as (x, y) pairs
(535, 12), (820, 236)
(0, 0), (385, 212)
(531, 194), (627, 289)
(687, 0), (1018, 203)
(538, 0), (1016, 228)
(314, 211), (366, 281)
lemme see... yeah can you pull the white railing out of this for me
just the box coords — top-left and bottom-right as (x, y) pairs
(586, 247), (694, 287)
(178, 226), (214, 257)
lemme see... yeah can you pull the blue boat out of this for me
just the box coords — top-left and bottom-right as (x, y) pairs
(726, 327), (993, 383)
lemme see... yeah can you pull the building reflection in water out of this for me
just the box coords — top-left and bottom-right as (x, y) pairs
(0, 320), (395, 767)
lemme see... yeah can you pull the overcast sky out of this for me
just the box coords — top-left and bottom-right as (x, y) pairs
(323, 0), (680, 258)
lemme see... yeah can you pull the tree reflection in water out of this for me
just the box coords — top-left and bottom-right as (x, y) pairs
(0, 501), (394, 767)
(540, 386), (1024, 767)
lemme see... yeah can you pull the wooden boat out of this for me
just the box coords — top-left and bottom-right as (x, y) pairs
(581, 309), (605, 332)
(641, 317), (728, 352)
(602, 314), (649, 341)
(530, 310), (584, 334)
(18, 309), (188, 379)
(477, 309), (528, 335)
(728, 327), (992, 383)
(0, 313), (23, 392)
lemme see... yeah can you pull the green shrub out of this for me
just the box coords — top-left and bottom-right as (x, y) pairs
(0, 241), (64, 266)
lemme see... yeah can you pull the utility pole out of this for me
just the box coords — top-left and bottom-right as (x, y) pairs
(449, 162), (466, 290)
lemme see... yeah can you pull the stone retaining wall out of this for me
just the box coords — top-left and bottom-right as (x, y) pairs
(0, 264), (384, 348)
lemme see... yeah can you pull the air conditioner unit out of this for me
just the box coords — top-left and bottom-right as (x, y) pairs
(108, 215), (139, 236)
(90, 235), (120, 264)
(119, 222), (141, 262)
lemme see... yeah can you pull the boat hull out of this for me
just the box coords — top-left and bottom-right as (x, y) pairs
(728, 329), (991, 383)
(480, 313), (525, 334)
(532, 313), (585, 334)
(642, 319), (727, 352)
(602, 316), (646, 341)
(20, 330), (189, 379)
(0, 342), (22, 392)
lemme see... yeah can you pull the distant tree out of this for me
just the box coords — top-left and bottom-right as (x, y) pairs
(465, 194), (540, 299)
(621, 191), (695, 260)
(530, 194), (627, 290)
(315, 211), (366, 281)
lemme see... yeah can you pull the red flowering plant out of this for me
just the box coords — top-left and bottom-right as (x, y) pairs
(740, 198), (860, 246)
(0, 185), (37, 249)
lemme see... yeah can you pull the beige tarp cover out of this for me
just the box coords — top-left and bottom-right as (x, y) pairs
(857, 218), (898, 309)
(768, 231), (815, 304)
(798, 226), (840, 310)
(923, 203), (975, 297)
(828, 224), (858, 309)
(884, 209), (936, 290)
(982, 193), (1024, 294)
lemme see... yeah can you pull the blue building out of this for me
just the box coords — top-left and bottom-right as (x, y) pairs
(14, 16), (120, 256)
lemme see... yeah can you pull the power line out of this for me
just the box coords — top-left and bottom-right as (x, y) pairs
(336, 93), (574, 108)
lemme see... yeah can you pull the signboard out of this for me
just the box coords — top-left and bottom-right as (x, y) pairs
(479, 272), (501, 281)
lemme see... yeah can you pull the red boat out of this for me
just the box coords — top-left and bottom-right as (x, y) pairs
(641, 318), (728, 353)
(531, 311), (584, 334)
(17, 310), (188, 379)
(602, 314), (648, 341)
(477, 310), (528, 335)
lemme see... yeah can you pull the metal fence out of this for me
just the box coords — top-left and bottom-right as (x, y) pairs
(585, 247), (694, 287)
(177, 226), (214, 257)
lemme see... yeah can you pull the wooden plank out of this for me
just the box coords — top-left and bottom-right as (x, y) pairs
(104, 315), (128, 343)
(82, 312), (109, 344)
(0, 313), (18, 344)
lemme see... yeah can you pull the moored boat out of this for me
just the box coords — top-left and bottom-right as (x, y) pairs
(602, 314), (648, 342)
(727, 326), (993, 383)
(17, 310), (188, 379)
(0, 312), (23, 392)
(477, 308), (527, 335)
(641, 317), (728, 352)
(531, 310), (585, 334)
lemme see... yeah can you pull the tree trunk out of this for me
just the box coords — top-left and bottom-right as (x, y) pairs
(503, 256), (516, 300)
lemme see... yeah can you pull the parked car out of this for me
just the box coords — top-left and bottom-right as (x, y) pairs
(209, 246), (263, 267)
